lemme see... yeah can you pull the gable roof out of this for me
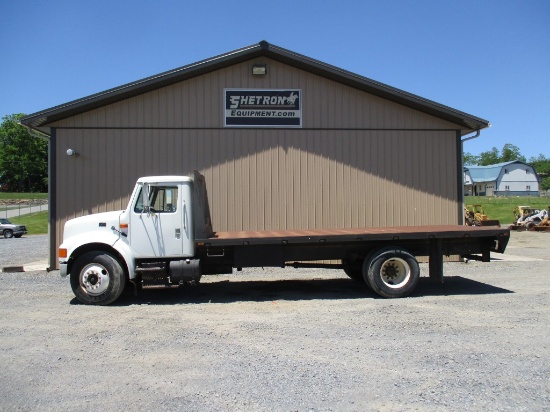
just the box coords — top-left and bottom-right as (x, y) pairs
(20, 40), (490, 132)
(465, 161), (531, 183)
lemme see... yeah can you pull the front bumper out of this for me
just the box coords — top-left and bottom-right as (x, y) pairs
(60, 262), (68, 277)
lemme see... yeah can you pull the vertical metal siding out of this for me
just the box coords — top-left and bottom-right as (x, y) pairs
(50, 58), (463, 264)
(56, 128), (458, 236)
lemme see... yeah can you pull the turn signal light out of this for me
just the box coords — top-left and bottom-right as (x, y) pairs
(120, 223), (129, 229)
(59, 248), (67, 258)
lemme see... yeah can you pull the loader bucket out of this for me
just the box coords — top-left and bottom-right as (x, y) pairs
(479, 220), (501, 227)
(509, 224), (525, 231)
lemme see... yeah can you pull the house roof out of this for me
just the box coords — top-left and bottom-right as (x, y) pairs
(20, 40), (490, 132)
(465, 161), (529, 183)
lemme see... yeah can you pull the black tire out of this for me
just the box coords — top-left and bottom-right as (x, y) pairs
(359, 251), (380, 290)
(343, 259), (363, 282)
(3, 230), (13, 238)
(14, 234), (22, 238)
(70, 251), (126, 305)
(344, 251), (377, 285)
(526, 221), (537, 231)
(364, 247), (420, 298)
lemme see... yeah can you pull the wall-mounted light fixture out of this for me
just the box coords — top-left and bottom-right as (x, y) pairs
(66, 148), (79, 157)
(252, 64), (267, 75)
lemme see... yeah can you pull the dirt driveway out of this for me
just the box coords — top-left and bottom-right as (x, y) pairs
(0, 231), (549, 411)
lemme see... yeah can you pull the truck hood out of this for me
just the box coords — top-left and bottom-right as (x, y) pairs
(63, 211), (123, 241)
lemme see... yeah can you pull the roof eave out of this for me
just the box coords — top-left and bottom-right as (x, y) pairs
(20, 41), (490, 131)
(20, 43), (266, 129)
(261, 43), (489, 130)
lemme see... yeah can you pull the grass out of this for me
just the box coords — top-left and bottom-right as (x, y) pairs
(0, 193), (47, 200)
(10, 211), (48, 235)
(0, 192), (48, 235)
(465, 196), (550, 224)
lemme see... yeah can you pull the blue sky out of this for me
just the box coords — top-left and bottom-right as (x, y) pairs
(1, 0), (548, 159)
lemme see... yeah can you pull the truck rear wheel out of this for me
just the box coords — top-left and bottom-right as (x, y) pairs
(364, 247), (419, 298)
(344, 252), (376, 286)
(70, 251), (126, 305)
(343, 259), (363, 282)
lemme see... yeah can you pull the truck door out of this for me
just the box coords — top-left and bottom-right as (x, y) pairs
(129, 182), (193, 257)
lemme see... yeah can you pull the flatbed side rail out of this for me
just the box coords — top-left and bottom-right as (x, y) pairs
(198, 225), (510, 249)
(194, 226), (510, 285)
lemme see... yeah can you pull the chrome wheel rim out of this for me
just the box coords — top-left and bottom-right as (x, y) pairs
(380, 257), (411, 288)
(80, 263), (110, 296)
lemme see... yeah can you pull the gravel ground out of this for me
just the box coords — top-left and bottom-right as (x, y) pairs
(0, 235), (49, 267)
(0, 232), (549, 411)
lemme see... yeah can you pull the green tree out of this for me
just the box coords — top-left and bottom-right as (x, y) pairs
(0, 113), (48, 192)
(500, 143), (526, 163)
(528, 154), (550, 192)
(529, 154), (550, 176)
(529, 154), (548, 163)
(463, 152), (479, 166)
(472, 144), (528, 166)
(478, 147), (500, 166)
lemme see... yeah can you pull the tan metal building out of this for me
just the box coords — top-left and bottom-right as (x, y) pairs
(21, 41), (490, 269)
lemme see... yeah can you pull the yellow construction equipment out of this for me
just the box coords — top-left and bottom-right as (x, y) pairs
(464, 204), (500, 227)
(511, 205), (550, 231)
(513, 206), (536, 222)
(510, 206), (535, 230)
(532, 206), (550, 232)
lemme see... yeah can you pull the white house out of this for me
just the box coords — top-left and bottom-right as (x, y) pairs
(464, 161), (539, 196)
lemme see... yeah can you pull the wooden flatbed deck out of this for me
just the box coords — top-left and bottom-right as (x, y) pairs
(201, 225), (509, 247)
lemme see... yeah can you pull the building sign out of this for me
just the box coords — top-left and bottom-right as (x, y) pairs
(224, 89), (302, 127)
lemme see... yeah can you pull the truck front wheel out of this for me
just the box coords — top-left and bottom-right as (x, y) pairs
(70, 251), (126, 305)
(364, 247), (419, 298)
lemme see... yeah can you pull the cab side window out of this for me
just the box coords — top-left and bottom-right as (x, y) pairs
(151, 186), (178, 212)
(133, 186), (178, 213)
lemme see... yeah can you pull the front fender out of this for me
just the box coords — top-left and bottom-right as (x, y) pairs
(112, 238), (136, 279)
(60, 231), (136, 279)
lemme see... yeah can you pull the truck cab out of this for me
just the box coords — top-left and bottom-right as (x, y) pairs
(123, 176), (195, 258)
(59, 175), (206, 305)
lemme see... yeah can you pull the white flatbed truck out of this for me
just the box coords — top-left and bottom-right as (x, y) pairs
(59, 172), (510, 305)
